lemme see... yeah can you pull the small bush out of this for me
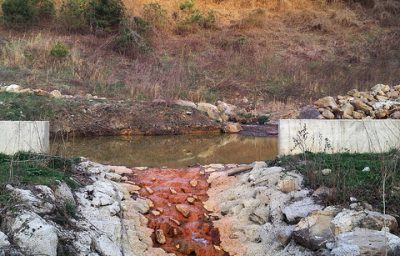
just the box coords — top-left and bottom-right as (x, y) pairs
(86, 0), (125, 31)
(175, 0), (216, 34)
(143, 2), (167, 29)
(113, 17), (151, 56)
(59, 0), (87, 31)
(50, 42), (69, 58)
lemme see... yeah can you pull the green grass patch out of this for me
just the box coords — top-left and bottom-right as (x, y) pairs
(0, 92), (65, 120)
(0, 152), (81, 188)
(274, 150), (400, 213)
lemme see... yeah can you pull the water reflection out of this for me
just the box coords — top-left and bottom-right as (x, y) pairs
(51, 134), (278, 168)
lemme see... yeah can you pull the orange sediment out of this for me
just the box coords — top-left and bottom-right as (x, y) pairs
(127, 167), (228, 256)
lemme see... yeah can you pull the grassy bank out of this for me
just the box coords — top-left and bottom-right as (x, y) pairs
(0, 152), (80, 207)
(275, 150), (400, 214)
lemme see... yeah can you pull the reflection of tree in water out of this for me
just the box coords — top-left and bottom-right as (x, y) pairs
(51, 135), (278, 167)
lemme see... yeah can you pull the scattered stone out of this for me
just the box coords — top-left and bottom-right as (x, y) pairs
(331, 228), (400, 256)
(293, 207), (339, 250)
(151, 210), (161, 216)
(361, 166), (370, 172)
(314, 96), (338, 109)
(170, 187), (177, 194)
(189, 179), (198, 187)
(277, 175), (302, 193)
(187, 197), (196, 204)
(331, 209), (366, 235)
(176, 204), (191, 218)
(321, 109), (335, 119)
(0, 231), (10, 248)
(145, 186), (154, 194)
(5, 84), (22, 93)
(155, 229), (166, 244)
(223, 122), (242, 133)
(50, 90), (62, 98)
(169, 218), (181, 226)
(321, 168), (332, 175)
(283, 197), (323, 223)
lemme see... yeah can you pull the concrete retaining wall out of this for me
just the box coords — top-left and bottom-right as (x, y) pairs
(0, 121), (49, 155)
(279, 119), (400, 155)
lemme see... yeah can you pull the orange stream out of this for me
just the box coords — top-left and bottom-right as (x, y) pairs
(128, 167), (228, 256)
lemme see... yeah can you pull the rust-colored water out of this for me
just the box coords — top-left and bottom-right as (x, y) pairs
(129, 167), (228, 256)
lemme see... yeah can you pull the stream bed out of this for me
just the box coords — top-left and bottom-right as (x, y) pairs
(51, 134), (278, 168)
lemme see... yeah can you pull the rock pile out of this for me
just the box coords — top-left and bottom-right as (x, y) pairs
(306, 84), (400, 119)
(0, 161), (168, 256)
(205, 162), (400, 255)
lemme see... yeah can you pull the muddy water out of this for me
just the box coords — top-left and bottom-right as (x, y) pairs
(51, 134), (278, 168)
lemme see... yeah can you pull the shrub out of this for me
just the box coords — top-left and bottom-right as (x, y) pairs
(1, 0), (54, 27)
(113, 17), (151, 56)
(1, 0), (35, 26)
(86, 0), (124, 31)
(50, 42), (69, 58)
(33, 0), (54, 19)
(143, 2), (167, 29)
(59, 0), (87, 31)
(175, 0), (216, 34)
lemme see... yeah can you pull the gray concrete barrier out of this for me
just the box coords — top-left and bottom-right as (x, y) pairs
(279, 119), (400, 155)
(0, 121), (49, 155)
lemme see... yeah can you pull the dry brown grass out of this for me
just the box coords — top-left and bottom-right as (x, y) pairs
(0, 0), (399, 104)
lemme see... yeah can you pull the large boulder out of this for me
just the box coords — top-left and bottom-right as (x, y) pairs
(5, 84), (22, 93)
(298, 106), (320, 119)
(360, 210), (398, 232)
(293, 206), (339, 250)
(197, 102), (221, 121)
(330, 228), (400, 256)
(5, 211), (58, 256)
(314, 96), (338, 109)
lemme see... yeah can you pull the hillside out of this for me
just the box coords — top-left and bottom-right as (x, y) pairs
(0, 0), (399, 108)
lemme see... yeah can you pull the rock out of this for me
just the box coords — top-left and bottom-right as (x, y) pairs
(176, 204), (191, 218)
(321, 109), (335, 119)
(0, 231), (10, 248)
(347, 89), (361, 97)
(155, 229), (166, 244)
(298, 106), (320, 119)
(361, 166), (370, 172)
(11, 188), (54, 214)
(351, 99), (372, 114)
(283, 197), (323, 223)
(371, 84), (391, 95)
(391, 111), (400, 119)
(5, 84), (22, 93)
(217, 101), (237, 116)
(387, 90), (399, 99)
(277, 174), (302, 193)
(340, 103), (354, 117)
(331, 228), (400, 256)
(331, 209), (366, 235)
(321, 168), (332, 175)
(197, 102), (221, 121)
(360, 210), (398, 232)
(94, 235), (123, 256)
(174, 99), (197, 109)
(6, 211), (58, 256)
(293, 207), (338, 250)
(375, 108), (388, 119)
(312, 186), (336, 201)
(223, 122), (242, 133)
(314, 96), (338, 109)
(352, 110), (365, 119)
(104, 172), (122, 182)
(132, 198), (150, 214)
(49, 90), (62, 98)
(187, 197), (195, 204)
(189, 179), (198, 187)
(54, 182), (76, 207)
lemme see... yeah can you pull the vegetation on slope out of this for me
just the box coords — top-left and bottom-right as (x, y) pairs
(0, 0), (399, 103)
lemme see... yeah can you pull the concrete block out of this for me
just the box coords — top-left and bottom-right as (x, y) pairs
(0, 121), (49, 155)
(279, 119), (400, 155)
